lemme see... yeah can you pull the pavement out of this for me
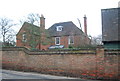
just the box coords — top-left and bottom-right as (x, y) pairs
(1, 69), (102, 81)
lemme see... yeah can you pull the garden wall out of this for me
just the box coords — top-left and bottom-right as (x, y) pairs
(1, 47), (119, 80)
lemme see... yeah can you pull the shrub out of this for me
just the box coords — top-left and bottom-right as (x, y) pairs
(69, 45), (74, 48)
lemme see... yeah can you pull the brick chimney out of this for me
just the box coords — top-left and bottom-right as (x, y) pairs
(40, 14), (45, 29)
(39, 15), (50, 50)
(84, 15), (87, 35)
(39, 14), (46, 50)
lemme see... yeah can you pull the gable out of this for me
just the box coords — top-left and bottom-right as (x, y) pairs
(16, 22), (41, 48)
(16, 22), (51, 48)
(48, 21), (84, 37)
(16, 22), (40, 36)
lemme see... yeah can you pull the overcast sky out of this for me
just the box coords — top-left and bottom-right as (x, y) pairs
(0, 0), (119, 37)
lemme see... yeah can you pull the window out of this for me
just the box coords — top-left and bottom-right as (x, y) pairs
(68, 36), (74, 44)
(22, 33), (27, 42)
(55, 37), (60, 45)
(56, 26), (63, 31)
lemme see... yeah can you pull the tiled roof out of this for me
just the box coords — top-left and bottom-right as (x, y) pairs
(17, 21), (86, 37)
(16, 22), (40, 36)
(48, 21), (85, 37)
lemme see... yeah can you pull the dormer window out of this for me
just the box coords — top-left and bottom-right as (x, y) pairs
(56, 26), (63, 31)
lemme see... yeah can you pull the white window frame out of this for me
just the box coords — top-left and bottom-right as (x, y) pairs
(56, 26), (63, 31)
(55, 37), (60, 45)
(68, 36), (74, 44)
(22, 33), (27, 42)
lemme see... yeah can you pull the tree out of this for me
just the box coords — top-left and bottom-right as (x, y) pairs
(0, 17), (16, 46)
(91, 34), (103, 46)
(20, 13), (40, 26)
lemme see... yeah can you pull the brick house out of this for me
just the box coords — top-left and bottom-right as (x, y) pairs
(16, 15), (91, 50)
(48, 21), (90, 48)
(16, 15), (51, 50)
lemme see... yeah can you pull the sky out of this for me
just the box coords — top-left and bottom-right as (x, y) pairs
(0, 0), (120, 37)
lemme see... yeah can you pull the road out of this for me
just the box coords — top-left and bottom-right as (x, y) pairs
(1, 69), (101, 81)
(2, 69), (76, 79)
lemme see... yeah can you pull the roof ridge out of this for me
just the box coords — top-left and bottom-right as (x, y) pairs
(16, 22), (40, 36)
(54, 21), (73, 24)
(24, 22), (39, 28)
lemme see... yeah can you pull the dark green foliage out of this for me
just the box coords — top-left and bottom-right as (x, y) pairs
(2, 42), (16, 47)
(21, 22), (52, 49)
(77, 45), (97, 49)
(69, 45), (74, 48)
(21, 23), (40, 48)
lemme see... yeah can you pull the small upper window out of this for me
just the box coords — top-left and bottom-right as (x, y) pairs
(22, 33), (27, 42)
(56, 26), (63, 31)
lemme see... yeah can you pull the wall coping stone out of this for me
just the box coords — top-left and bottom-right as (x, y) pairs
(1, 47), (96, 55)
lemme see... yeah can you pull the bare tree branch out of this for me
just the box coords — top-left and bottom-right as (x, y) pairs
(0, 17), (16, 46)
(90, 34), (102, 46)
(19, 13), (40, 26)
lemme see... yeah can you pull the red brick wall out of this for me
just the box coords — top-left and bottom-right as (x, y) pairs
(1, 47), (96, 79)
(51, 36), (68, 48)
(104, 50), (120, 79)
(40, 44), (50, 50)
(51, 35), (90, 48)
(1, 47), (119, 80)
(16, 24), (29, 48)
(16, 39), (21, 46)
(16, 38), (31, 49)
(60, 36), (69, 48)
